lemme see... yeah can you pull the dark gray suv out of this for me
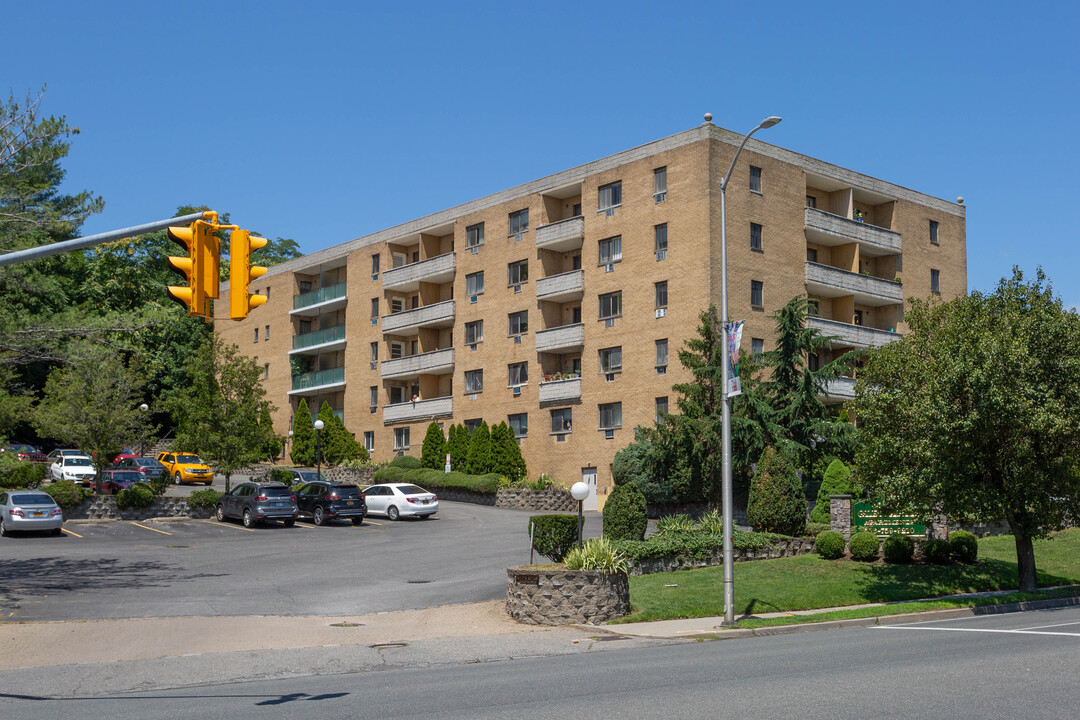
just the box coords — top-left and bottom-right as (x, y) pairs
(216, 482), (298, 528)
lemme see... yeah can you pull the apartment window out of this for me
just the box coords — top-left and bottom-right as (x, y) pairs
(930, 220), (939, 246)
(393, 428), (410, 450)
(598, 236), (622, 265)
(508, 259), (528, 285)
(509, 208), (529, 236)
(653, 167), (667, 202)
(370, 342), (378, 364)
(364, 432), (375, 453)
(264, 325), (270, 341)
(599, 291), (622, 320)
(371, 253), (380, 275)
(654, 224), (668, 254)
(371, 298), (380, 320)
(807, 248), (818, 263)
(931, 269), (941, 294)
(598, 181), (622, 213)
(808, 299), (819, 316)
(508, 310), (529, 336)
(390, 341), (404, 359)
(598, 346), (622, 374)
(750, 223), (763, 252)
(392, 252), (407, 268)
(655, 339), (668, 371)
(464, 418), (482, 433)
(599, 402), (622, 430)
(854, 309), (864, 326)
(751, 280), (764, 308)
(655, 396), (669, 424)
(265, 286), (270, 298)
(465, 369), (484, 393)
(508, 362), (528, 386)
(808, 353), (820, 372)
(749, 165), (762, 193)
(508, 413), (528, 439)
(299, 319), (312, 336)
(466, 222), (485, 248)
(390, 385), (407, 404)
(263, 363), (269, 380)
(369, 386), (378, 409)
(466, 271), (484, 297)
(254, 328), (259, 343)
(465, 320), (483, 345)
(551, 408), (573, 434)
(299, 280), (312, 293)
(655, 281), (668, 309)
(806, 195), (817, 209)
(752, 338), (764, 357)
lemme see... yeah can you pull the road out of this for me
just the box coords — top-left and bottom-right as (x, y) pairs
(2, 605), (1078, 718)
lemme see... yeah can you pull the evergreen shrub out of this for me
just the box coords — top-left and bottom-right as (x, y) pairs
(848, 531), (880, 561)
(0, 459), (47, 489)
(43, 481), (90, 509)
(746, 447), (806, 536)
(949, 531), (979, 564)
(389, 455), (421, 470)
(805, 522), (830, 537)
(609, 529), (788, 562)
(187, 489), (223, 509)
(420, 423), (446, 470)
(115, 482), (155, 510)
(809, 459), (857, 524)
(373, 466), (407, 482)
(529, 514), (579, 562)
(922, 538), (952, 565)
(814, 530), (846, 560)
(465, 421), (492, 474)
(602, 482), (648, 541)
(882, 534), (915, 564)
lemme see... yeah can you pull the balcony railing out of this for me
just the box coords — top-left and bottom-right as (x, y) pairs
(804, 208), (902, 255)
(821, 376), (856, 401)
(805, 263), (903, 306)
(291, 325), (346, 351)
(538, 377), (582, 403)
(293, 282), (347, 311)
(535, 323), (585, 354)
(807, 317), (900, 349)
(381, 253), (456, 292)
(381, 300), (456, 335)
(383, 396), (453, 423)
(536, 269), (584, 303)
(290, 366), (346, 393)
(535, 216), (585, 252)
(311, 409), (344, 423)
(380, 348), (455, 379)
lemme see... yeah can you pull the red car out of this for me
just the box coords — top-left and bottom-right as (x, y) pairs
(2, 444), (47, 463)
(100, 469), (148, 495)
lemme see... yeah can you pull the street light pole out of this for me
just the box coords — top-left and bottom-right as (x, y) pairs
(139, 403), (149, 457)
(314, 420), (325, 482)
(719, 115), (782, 625)
(570, 481), (590, 551)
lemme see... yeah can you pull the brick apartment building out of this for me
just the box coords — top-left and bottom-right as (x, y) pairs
(214, 118), (967, 509)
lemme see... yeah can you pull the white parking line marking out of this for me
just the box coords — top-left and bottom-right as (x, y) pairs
(1014, 619), (1080, 631)
(131, 522), (172, 535)
(874, 626), (1080, 637)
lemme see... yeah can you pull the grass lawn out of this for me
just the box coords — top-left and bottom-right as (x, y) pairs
(616, 528), (1080, 624)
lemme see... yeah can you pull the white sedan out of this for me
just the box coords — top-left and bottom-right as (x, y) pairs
(363, 483), (438, 520)
(50, 455), (96, 486)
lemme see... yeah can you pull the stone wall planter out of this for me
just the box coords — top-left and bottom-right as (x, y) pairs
(627, 537), (817, 576)
(495, 488), (575, 512)
(64, 495), (213, 521)
(506, 566), (630, 625)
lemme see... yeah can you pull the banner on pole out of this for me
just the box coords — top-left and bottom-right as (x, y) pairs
(726, 320), (744, 397)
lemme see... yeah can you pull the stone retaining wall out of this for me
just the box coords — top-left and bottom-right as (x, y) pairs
(64, 496), (213, 521)
(495, 488), (574, 512)
(627, 537), (817, 576)
(506, 566), (630, 625)
(431, 488), (497, 506)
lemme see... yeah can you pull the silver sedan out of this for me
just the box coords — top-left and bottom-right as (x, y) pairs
(0, 491), (63, 536)
(362, 483), (438, 520)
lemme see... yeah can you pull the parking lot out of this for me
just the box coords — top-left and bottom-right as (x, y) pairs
(0, 501), (602, 623)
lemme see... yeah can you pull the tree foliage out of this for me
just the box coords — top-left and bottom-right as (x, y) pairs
(490, 421), (527, 481)
(420, 422), (446, 470)
(810, 459), (857, 524)
(853, 268), (1080, 591)
(465, 421), (492, 475)
(446, 423), (469, 472)
(290, 398), (315, 466)
(746, 446), (806, 536)
(318, 401), (361, 465)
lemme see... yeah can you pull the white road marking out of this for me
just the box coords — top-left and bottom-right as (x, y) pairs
(874, 626), (1080, 637)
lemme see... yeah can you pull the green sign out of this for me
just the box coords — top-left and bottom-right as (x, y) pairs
(851, 501), (926, 537)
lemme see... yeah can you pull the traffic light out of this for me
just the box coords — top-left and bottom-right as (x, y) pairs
(165, 221), (216, 318)
(229, 228), (268, 320)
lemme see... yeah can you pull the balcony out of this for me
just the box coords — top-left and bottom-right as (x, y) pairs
(380, 348), (455, 380)
(535, 323), (585, 354)
(804, 208), (902, 256)
(536, 269), (584, 303)
(289, 366), (346, 395)
(535, 216), (585, 252)
(381, 253), (456, 292)
(310, 409), (344, 423)
(381, 300), (456, 336)
(807, 317), (900, 349)
(383, 396), (453, 423)
(290, 325), (346, 355)
(291, 282), (347, 315)
(821, 376), (856, 402)
(805, 263), (903, 307)
(538, 377), (582, 404)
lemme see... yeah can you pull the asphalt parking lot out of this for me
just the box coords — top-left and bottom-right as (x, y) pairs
(0, 500), (602, 623)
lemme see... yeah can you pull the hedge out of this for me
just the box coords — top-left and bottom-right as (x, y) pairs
(529, 514), (579, 562)
(609, 529), (790, 562)
(187, 489), (223, 509)
(0, 460), (47, 489)
(372, 467), (500, 494)
(389, 455), (422, 470)
(115, 482), (156, 510)
(43, 481), (91, 509)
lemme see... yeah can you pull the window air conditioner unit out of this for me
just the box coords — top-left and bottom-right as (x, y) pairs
(370, 406), (377, 414)
(469, 343), (477, 351)
(470, 295), (478, 304)
(470, 246), (479, 254)
(657, 366), (667, 375)
(605, 429), (615, 439)
(556, 434), (565, 443)
(604, 263), (614, 273)
(513, 386), (521, 396)
(514, 232), (523, 242)
(656, 308), (666, 318)
(514, 335), (522, 344)
(470, 393), (478, 401)
(372, 273), (379, 281)
(656, 250), (666, 261)
(371, 318), (378, 325)
(513, 284), (521, 293)
(604, 207), (615, 217)
(605, 373), (615, 382)
(654, 192), (666, 203)
(370, 362), (377, 370)
(605, 318), (615, 327)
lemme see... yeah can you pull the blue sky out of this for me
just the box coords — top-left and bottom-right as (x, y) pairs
(5, 1), (1079, 308)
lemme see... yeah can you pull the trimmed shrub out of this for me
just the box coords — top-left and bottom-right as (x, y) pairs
(115, 482), (156, 510)
(0, 458), (47, 489)
(805, 522), (830, 537)
(609, 529), (789, 562)
(187, 488), (223, 509)
(809, 459), (857, 524)
(563, 537), (628, 574)
(848, 531), (880, 562)
(490, 421), (526, 481)
(922, 537), (951, 565)
(389, 455), (422, 470)
(268, 468), (296, 485)
(883, 534), (915, 564)
(420, 422), (446, 470)
(602, 482), (648, 541)
(374, 466), (407, 483)
(815, 530), (846, 560)
(949, 531), (978, 564)
(465, 421), (492, 475)
(530, 514), (579, 562)
(446, 424), (469, 472)
(746, 447), (806, 536)
(43, 480), (90, 509)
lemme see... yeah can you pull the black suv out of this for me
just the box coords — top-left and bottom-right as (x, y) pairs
(216, 482), (298, 528)
(295, 481), (367, 526)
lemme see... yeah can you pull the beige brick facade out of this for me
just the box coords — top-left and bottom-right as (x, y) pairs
(214, 121), (967, 507)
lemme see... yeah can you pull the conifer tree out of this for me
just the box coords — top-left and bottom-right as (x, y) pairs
(446, 423), (469, 471)
(746, 446), (806, 536)
(465, 420), (492, 475)
(421, 422), (446, 469)
(491, 421), (526, 481)
(290, 398), (315, 466)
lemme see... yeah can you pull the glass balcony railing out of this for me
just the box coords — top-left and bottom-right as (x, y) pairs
(291, 366), (346, 391)
(292, 325), (346, 350)
(293, 282), (347, 310)
(311, 410), (344, 423)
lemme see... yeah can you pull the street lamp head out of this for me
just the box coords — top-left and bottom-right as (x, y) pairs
(570, 481), (590, 501)
(760, 116), (782, 129)
(288, 430), (294, 437)
(139, 403), (149, 412)
(314, 420), (325, 431)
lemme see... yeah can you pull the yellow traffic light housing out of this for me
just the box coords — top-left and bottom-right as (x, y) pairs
(229, 229), (268, 320)
(165, 220), (219, 319)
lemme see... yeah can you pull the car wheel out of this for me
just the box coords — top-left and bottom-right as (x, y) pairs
(53, 527), (63, 536)
(419, 514), (431, 520)
(387, 505), (400, 521)
(174, 471), (183, 486)
(283, 518), (295, 527)
(243, 509), (256, 528)
(313, 506), (326, 526)
(0, 519), (7, 537)
(351, 517), (363, 526)
(216, 505), (226, 522)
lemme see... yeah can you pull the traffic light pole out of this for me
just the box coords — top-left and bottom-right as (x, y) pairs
(0, 212), (209, 267)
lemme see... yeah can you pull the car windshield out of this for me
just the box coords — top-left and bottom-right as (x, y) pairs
(296, 471), (320, 482)
(110, 472), (142, 482)
(8, 445), (34, 452)
(397, 485), (428, 495)
(177, 454), (203, 464)
(261, 487), (292, 497)
(68, 458), (92, 467)
(136, 459), (163, 468)
(333, 486), (361, 498)
(12, 494), (55, 506)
